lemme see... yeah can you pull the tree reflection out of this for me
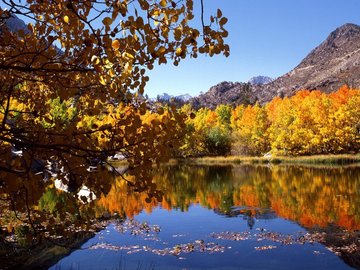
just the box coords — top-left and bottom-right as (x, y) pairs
(95, 164), (360, 230)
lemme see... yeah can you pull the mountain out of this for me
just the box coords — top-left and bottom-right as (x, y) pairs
(248, 76), (273, 85)
(1, 12), (64, 55)
(5, 16), (359, 107)
(176, 94), (192, 102)
(1, 12), (28, 33)
(191, 23), (360, 108)
(255, 23), (360, 103)
(156, 93), (173, 101)
(155, 93), (192, 102)
(191, 82), (256, 109)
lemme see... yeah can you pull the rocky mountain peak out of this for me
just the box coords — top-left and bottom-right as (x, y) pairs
(248, 76), (273, 85)
(208, 81), (241, 93)
(329, 23), (360, 42)
(255, 22), (360, 103)
(297, 23), (360, 69)
(190, 81), (256, 109)
(191, 23), (360, 108)
(1, 13), (28, 33)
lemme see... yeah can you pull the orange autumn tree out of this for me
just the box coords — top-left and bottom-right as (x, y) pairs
(0, 0), (229, 240)
(266, 95), (300, 155)
(328, 85), (360, 152)
(266, 87), (360, 155)
(231, 103), (270, 155)
(184, 86), (359, 157)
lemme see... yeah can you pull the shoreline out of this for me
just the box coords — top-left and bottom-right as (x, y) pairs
(185, 154), (360, 166)
(109, 154), (360, 168)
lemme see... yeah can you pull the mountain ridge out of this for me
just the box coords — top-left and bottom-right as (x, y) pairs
(155, 93), (192, 102)
(191, 81), (255, 109)
(191, 23), (360, 108)
(248, 76), (273, 85)
(4, 16), (359, 108)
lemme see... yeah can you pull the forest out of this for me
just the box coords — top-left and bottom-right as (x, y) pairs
(0, 0), (229, 261)
(1, 1), (360, 269)
(180, 85), (360, 157)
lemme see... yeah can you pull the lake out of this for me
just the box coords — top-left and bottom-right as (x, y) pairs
(50, 164), (360, 270)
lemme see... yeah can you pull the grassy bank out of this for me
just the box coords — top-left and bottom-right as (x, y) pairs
(191, 154), (360, 166)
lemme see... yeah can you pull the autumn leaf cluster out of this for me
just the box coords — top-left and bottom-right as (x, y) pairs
(182, 85), (360, 156)
(0, 0), (229, 243)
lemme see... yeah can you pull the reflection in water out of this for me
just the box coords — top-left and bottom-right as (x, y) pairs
(95, 164), (360, 230)
(49, 164), (359, 270)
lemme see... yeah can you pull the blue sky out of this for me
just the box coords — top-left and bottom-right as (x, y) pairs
(145, 0), (360, 97)
(4, 1), (359, 98)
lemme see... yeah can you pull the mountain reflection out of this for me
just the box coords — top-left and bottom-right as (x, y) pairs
(95, 164), (360, 230)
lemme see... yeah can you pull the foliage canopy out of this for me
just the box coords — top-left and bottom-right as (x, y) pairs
(0, 0), (229, 241)
(180, 86), (360, 156)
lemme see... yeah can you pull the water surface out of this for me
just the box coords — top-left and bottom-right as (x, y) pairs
(50, 164), (360, 270)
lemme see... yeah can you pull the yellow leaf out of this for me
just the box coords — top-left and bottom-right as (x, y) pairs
(109, 69), (116, 77)
(63, 15), (69, 24)
(159, 0), (167, 7)
(102, 17), (113, 26)
(175, 47), (182, 57)
(104, 59), (113, 69)
(99, 76), (107, 85)
(110, 82), (117, 91)
(122, 52), (134, 60)
(112, 39), (120, 50)
(219, 17), (228, 27)
(158, 46), (166, 54)
(91, 55), (100, 65)
(124, 62), (132, 73)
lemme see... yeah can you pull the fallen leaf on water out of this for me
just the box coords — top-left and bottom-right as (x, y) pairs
(254, 245), (277, 251)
